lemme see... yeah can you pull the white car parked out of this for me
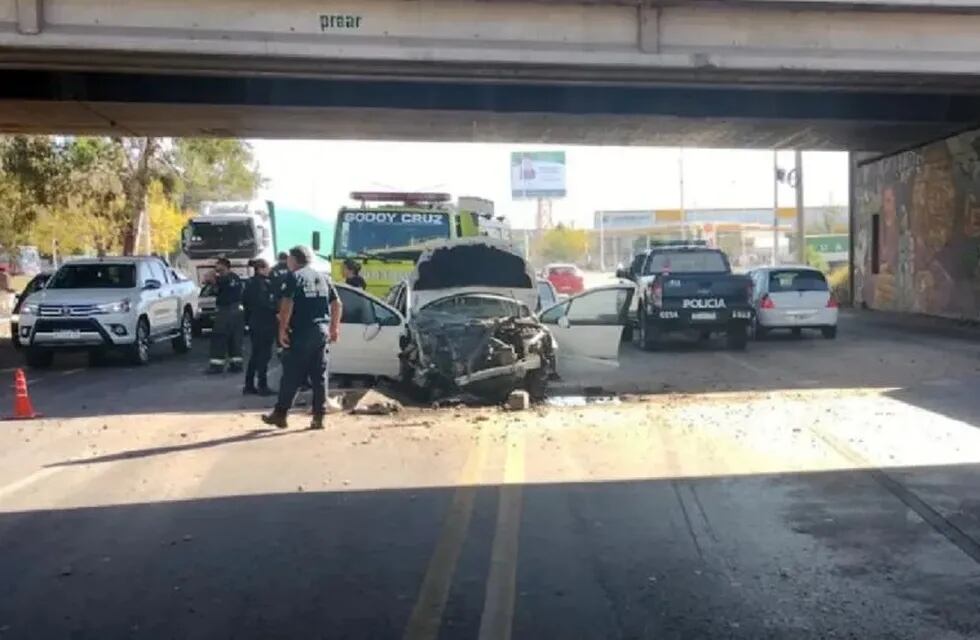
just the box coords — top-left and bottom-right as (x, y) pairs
(747, 266), (839, 339)
(17, 256), (200, 367)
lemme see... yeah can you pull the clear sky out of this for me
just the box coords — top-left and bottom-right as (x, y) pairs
(252, 140), (849, 230)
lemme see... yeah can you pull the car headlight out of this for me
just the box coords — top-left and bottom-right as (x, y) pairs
(95, 300), (131, 314)
(21, 303), (38, 316)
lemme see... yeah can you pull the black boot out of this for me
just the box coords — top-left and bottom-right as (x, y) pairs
(261, 411), (288, 429)
(256, 386), (276, 397)
(310, 415), (324, 430)
(243, 385), (258, 395)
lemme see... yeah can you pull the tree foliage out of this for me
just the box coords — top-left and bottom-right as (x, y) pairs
(537, 224), (589, 264)
(0, 135), (261, 258)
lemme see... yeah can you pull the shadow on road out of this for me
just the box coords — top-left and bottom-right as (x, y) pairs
(1, 464), (979, 639)
(45, 429), (304, 468)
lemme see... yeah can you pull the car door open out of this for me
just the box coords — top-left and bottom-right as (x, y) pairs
(540, 284), (635, 375)
(332, 285), (404, 378)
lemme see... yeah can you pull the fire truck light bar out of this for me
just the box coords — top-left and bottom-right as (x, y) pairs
(350, 191), (452, 205)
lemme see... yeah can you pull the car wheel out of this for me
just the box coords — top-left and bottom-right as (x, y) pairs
(525, 369), (548, 401)
(753, 317), (768, 340)
(821, 326), (838, 340)
(25, 348), (53, 369)
(726, 325), (748, 351)
(127, 317), (151, 365)
(791, 328), (803, 339)
(191, 318), (203, 338)
(172, 310), (193, 353)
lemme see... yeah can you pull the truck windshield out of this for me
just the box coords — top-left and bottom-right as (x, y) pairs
(48, 264), (136, 289)
(186, 221), (256, 253)
(335, 210), (451, 257)
(644, 251), (728, 274)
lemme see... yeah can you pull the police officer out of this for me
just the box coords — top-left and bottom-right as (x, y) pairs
(270, 251), (291, 301)
(342, 258), (367, 290)
(242, 258), (277, 395)
(262, 246), (341, 430)
(207, 257), (245, 374)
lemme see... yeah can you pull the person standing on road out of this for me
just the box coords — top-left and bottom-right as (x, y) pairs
(270, 252), (291, 301)
(262, 246), (341, 430)
(207, 257), (245, 374)
(343, 259), (367, 290)
(242, 258), (277, 395)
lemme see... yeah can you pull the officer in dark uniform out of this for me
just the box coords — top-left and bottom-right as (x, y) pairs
(262, 246), (341, 430)
(242, 258), (277, 395)
(207, 257), (245, 374)
(269, 252), (291, 301)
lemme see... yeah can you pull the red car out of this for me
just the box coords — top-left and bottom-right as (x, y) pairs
(545, 263), (585, 295)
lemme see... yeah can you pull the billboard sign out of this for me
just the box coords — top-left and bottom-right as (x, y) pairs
(511, 151), (566, 199)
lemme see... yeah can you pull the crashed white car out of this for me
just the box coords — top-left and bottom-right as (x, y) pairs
(327, 240), (634, 401)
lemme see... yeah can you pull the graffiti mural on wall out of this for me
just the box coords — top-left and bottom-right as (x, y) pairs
(854, 131), (980, 320)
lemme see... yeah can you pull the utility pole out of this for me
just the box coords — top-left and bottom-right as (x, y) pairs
(794, 149), (805, 264)
(772, 150), (779, 266)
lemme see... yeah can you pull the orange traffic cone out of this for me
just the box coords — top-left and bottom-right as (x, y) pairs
(9, 368), (39, 419)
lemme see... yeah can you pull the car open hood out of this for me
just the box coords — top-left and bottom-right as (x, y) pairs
(410, 240), (536, 310)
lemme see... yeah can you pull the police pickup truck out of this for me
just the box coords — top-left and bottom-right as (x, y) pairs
(625, 244), (754, 351)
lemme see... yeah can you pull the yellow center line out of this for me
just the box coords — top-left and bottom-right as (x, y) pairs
(403, 431), (489, 640)
(478, 428), (526, 640)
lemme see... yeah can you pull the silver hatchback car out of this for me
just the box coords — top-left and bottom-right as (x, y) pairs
(747, 266), (839, 339)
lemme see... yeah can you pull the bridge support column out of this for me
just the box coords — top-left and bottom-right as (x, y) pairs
(15, 0), (42, 35)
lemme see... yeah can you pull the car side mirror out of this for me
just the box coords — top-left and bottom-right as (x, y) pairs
(143, 279), (162, 291)
(312, 231), (321, 252)
(557, 315), (571, 329)
(615, 268), (627, 279)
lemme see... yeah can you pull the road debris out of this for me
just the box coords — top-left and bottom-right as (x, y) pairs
(351, 389), (402, 416)
(506, 390), (531, 411)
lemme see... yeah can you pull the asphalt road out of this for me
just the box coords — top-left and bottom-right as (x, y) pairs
(1, 313), (980, 639)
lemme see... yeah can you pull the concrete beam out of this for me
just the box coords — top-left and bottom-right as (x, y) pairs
(1, 0), (980, 90)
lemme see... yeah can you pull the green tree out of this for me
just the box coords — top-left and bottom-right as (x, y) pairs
(537, 224), (589, 264)
(1, 135), (263, 257)
(173, 139), (263, 211)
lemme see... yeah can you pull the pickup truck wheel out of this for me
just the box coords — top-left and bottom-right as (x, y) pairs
(791, 328), (803, 339)
(25, 348), (53, 369)
(172, 310), (193, 353)
(127, 318), (151, 366)
(726, 325), (748, 351)
(191, 318), (203, 338)
(639, 311), (660, 352)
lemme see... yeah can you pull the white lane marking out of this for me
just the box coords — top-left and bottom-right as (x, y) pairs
(0, 467), (60, 501)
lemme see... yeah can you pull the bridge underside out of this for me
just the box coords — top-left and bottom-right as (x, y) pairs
(0, 69), (978, 152)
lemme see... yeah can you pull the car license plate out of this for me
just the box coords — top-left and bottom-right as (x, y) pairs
(53, 330), (82, 340)
(691, 312), (716, 321)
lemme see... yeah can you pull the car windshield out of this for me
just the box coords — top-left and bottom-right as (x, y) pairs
(549, 266), (577, 276)
(421, 295), (528, 319)
(644, 250), (727, 274)
(187, 221), (256, 251)
(768, 270), (829, 292)
(47, 264), (136, 289)
(336, 210), (452, 257)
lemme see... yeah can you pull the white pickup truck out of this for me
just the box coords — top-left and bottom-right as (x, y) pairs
(17, 256), (200, 367)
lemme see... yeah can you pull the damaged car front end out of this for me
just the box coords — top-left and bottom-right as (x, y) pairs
(401, 293), (556, 402)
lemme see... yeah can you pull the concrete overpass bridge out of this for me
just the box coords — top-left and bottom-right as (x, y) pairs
(1, 0), (980, 150)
